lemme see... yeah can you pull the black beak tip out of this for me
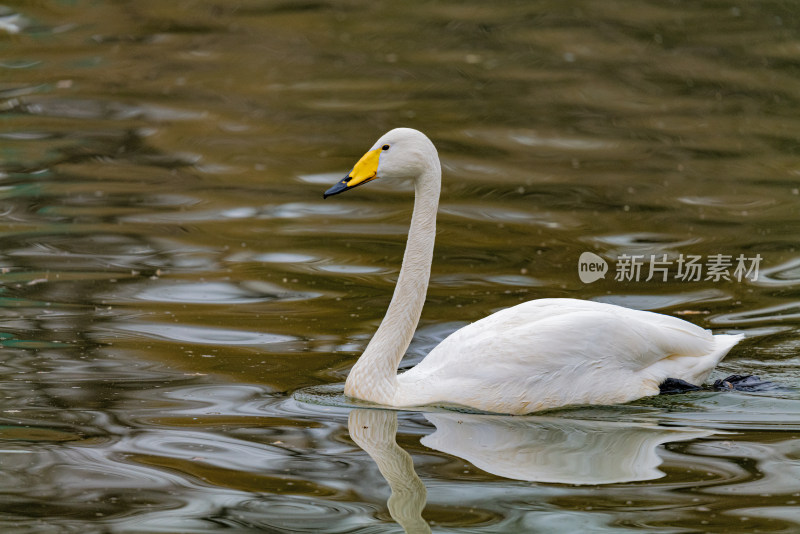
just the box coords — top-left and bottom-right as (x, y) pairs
(323, 178), (350, 199)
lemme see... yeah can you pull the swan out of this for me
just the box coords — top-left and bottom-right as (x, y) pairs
(324, 127), (743, 415)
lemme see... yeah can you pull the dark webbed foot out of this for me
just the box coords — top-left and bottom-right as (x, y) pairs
(659, 374), (789, 395)
(712, 374), (786, 392)
(659, 378), (703, 395)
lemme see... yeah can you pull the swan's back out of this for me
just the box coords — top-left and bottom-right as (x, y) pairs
(396, 298), (742, 414)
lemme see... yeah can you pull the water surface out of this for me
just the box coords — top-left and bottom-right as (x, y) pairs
(2, 1), (800, 532)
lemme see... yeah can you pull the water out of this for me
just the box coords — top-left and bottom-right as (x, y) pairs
(2, 0), (800, 532)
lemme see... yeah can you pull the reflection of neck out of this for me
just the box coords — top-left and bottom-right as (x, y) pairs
(348, 410), (431, 534)
(344, 154), (441, 405)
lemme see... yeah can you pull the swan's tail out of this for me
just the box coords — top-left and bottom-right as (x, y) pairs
(711, 333), (744, 360)
(687, 333), (744, 385)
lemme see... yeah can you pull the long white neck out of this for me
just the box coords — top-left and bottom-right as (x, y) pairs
(344, 153), (441, 404)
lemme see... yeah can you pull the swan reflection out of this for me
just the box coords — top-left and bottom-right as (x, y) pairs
(349, 408), (715, 532)
(348, 409), (431, 534)
(421, 412), (714, 484)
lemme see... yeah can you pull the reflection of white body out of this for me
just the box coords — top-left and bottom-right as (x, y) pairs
(421, 413), (714, 484)
(327, 128), (742, 415)
(348, 408), (715, 534)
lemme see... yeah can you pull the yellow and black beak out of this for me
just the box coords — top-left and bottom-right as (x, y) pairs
(324, 147), (382, 199)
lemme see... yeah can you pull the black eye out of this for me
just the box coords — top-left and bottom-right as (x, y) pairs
(382, 144), (390, 150)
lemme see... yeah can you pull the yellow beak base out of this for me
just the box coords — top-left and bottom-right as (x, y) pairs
(323, 148), (381, 198)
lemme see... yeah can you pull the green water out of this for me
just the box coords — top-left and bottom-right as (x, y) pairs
(1, 1), (800, 532)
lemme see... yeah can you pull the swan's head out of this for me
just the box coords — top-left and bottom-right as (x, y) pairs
(324, 128), (437, 198)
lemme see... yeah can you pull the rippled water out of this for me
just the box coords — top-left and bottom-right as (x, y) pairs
(2, 1), (800, 532)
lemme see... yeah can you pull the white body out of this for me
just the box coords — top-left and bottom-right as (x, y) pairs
(397, 298), (740, 413)
(336, 128), (742, 415)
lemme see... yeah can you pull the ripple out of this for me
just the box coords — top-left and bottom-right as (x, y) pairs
(440, 204), (566, 228)
(253, 252), (318, 263)
(735, 505), (800, 525)
(229, 495), (375, 533)
(0, 445), (191, 497)
(679, 195), (776, 210)
(289, 222), (408, 236)
(646, 391), (800, 431)
(129, 281), (319, 304)
(593, 289), (731, 311)
(462, 127), (618, 151)
(260, 202), (376, 219)
(142, 384), (281, 418)
(121, 201), (387, 224)
(99, 322), (299, 346)
(711, 302), (800, 326)
(21, 97), (207, 123)
(688, 438), (800, 496)
(220, 206), (257, 218)
(0, 7), (30, 35)
(431, 273), (542, 288)
(291, 384), (369, 413)
(315, 264), (386, 275)
(0, 441), (249, 532)
(753, 257), (800, 288)
(586, 232), (704, 252)
(296, 172), (346, 185)
(122, 431), (291, 473)
(0, 425), (84, 442)
(484, 274), (543, 287)
(0, 131), (55, 141)
(304, 98), (406, 112)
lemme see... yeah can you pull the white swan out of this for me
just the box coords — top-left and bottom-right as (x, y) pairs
(324, 128), (743, 415)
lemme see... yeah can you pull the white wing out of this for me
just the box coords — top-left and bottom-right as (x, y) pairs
(396, 298), (741, 414)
